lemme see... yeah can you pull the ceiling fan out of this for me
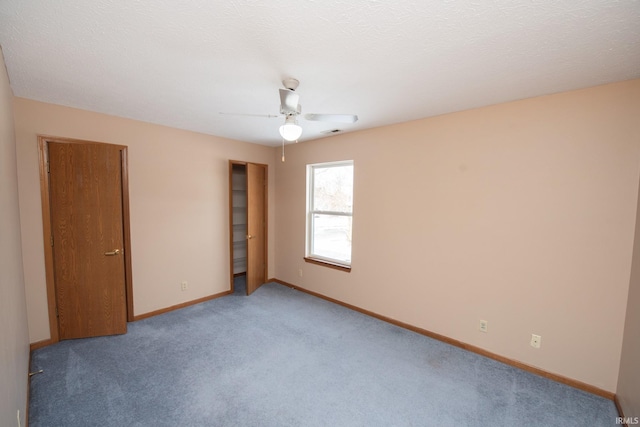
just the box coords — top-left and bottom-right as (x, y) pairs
(275, 77), (359, 142)
(221, 78), (359, 143)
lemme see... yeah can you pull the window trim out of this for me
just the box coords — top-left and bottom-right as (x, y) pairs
(306, 160), (354, 270)
(304, 256), (351, 272)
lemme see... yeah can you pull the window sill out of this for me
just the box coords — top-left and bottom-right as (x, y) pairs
(304, 257), (352, 273)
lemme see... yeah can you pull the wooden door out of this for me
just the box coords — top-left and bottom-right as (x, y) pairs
(246, 163), (267, 295)
(48, 141), (128, 339)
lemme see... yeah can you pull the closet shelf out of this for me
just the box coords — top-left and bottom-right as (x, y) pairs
(232, 168), (248, 274)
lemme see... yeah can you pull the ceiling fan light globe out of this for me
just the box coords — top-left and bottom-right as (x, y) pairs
(279, 123), (302, 141)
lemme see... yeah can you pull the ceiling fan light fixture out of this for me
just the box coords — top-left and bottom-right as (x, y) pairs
(279, 115), (302, 141)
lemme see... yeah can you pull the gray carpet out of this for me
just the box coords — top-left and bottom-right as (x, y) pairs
(29, 277), (619, 426)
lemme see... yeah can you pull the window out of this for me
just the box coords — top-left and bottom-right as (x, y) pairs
(306, 160), (354, 270)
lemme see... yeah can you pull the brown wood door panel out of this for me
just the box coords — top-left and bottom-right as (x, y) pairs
(49, 142), (127, 339)
(246, 163), (267, 295)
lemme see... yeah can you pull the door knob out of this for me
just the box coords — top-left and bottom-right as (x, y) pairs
(246, 235), (253, 239)
(104, 249), (121, 256)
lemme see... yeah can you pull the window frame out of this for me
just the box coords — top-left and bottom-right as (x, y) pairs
(305, 160), (354, 272)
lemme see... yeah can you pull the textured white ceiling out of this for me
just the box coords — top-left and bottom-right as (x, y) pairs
(1, 1), (639, 146)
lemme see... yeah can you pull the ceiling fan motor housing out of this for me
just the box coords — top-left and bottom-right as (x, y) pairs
(280, 104), (301, 115)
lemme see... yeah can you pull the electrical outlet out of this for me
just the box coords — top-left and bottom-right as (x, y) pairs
(479, 320), (488, 333)
(181, 281), (188, 291)
(530, 334), (542, 349)
(298, 268), (303, 278)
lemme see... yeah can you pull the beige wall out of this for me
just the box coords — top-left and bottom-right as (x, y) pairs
(0, 49), (29, 426)
(617, 177), (640, 416)
(274, 79), (640, 392)
(13, 98), (277, 343)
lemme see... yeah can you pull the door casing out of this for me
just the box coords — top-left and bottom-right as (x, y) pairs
(38, 135), (134, 344)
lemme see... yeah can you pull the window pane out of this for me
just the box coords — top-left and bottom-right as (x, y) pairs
(311, 214), (352, 263)
(313, 165), (353, 213)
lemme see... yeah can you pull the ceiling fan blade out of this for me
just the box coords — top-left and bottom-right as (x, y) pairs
(219, 112), (281, 118)
(279, 89), (300, 114)
(304, 113), (358, 123)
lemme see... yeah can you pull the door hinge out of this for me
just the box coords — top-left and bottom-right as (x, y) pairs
(55, 306), (59, 317)
(50, 235), (54, 247)
(47, 160), (50, 173)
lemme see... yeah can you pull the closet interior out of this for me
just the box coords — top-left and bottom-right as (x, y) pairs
(231, 164), (247, 276)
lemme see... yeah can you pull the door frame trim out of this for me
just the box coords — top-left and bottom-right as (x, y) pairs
(228, 160), (268, 294)
(38, 135), (135, 344)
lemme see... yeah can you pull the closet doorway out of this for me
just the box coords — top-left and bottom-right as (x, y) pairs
(229, 161), (268, 295)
